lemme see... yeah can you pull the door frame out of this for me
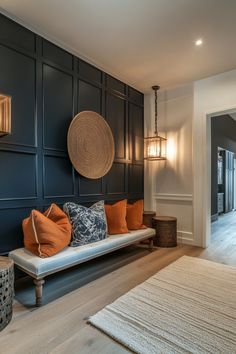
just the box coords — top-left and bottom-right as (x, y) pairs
(194, 106), (236, 248)
(234, 159), (236, 210)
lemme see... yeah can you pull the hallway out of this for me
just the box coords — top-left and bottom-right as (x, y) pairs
(208, 211), (236, 266)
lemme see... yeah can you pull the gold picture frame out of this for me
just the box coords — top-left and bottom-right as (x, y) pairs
(0, 93), (11, 136)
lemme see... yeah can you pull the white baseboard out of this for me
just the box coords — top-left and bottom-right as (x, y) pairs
(177, 230), (195, 245)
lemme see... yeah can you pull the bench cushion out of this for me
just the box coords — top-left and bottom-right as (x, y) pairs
(9, 228), (155, 278)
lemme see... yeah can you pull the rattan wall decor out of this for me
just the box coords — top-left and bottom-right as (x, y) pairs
(0, 257), (14, 331)
(67, 111), (115, 179)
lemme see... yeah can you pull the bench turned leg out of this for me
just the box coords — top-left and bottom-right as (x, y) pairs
(33, 279), (45, 307)
(149, 238), (154, 251)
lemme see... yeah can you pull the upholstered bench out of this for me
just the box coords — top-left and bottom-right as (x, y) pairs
(9, 228), (155, 306)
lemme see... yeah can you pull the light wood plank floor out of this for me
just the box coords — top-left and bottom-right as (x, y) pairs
(0, 213), (236, 354)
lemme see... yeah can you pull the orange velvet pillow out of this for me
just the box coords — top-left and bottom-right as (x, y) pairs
(105, 200), (129, 235)
(126, 200), (147, 230)
(23, 204), (71, 258)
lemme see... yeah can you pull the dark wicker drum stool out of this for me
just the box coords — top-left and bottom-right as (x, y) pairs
(152, 216), (177, 247)
(0, 256), (14, 331)
(143, 211), (156, 227)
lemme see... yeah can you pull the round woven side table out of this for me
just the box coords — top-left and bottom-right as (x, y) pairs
(152, 216), (177, 247)
(0, 256), (14, 331)
(143, 211), (156, 227)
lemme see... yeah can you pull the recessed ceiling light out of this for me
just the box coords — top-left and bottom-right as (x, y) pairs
(195, 38), (203, 46)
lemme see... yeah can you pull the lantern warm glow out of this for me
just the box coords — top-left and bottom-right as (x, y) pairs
(144, 135), (167, 160)
(144, 85), (167, 161)
(166, 136), (176, 161)
(0, 94), (11, 137)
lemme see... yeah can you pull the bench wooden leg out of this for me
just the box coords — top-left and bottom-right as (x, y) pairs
(149, 238), (154, 251)
(33, 279), (45, 307)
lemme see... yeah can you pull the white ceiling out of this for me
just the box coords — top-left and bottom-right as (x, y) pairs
(1, 0), (236, 92)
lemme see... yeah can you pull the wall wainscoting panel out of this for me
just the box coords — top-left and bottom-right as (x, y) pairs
(154, 193), (193, 202)
(0, 44), (36, 147)
(43, 64), (74, 151)
(0, 149), (38, 201)
(0, 13), (144, 254)
(78, 80), (102, 114)
(153, 193), (194, 245)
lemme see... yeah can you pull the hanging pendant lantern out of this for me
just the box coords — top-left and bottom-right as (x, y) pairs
(144, 85), (167, 161)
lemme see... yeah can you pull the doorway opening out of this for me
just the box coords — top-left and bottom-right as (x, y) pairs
(211, 113), (236, 244)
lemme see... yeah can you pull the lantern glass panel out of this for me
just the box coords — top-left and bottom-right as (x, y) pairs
(144, 135), (167, 161)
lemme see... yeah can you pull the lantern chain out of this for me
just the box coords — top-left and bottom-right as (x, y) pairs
(152, 85), (160, 136)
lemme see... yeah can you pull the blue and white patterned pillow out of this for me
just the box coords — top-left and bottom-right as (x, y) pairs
(63, 200), (107, 247)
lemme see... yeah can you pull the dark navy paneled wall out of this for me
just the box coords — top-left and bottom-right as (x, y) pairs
(0, 14), (144, 254)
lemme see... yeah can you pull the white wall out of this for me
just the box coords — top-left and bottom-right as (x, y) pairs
(144, 84), (194, 245)
(144, 93), (155, 211)
(193, 69), (236, 247)
(144, 68), (236, 247)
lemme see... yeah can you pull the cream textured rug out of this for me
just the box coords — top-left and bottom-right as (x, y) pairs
(89, 256), (236, 354)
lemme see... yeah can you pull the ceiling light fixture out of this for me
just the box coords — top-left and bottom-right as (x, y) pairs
(144, 85), (167, 161)
(195, 38), (203, 46)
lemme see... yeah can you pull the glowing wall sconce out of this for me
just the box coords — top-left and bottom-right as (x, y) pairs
(0, 93), (11, 137)
(144, 85), (167, 161)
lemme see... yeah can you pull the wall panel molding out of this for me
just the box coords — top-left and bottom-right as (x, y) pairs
(0, 13), (144, 253)
(0, 149), (38, 201)
(43, 154), (75, 199)
(42, 63), (73, 151)
(154, 193), (193, 202)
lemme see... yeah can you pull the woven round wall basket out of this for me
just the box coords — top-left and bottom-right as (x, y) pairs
(67, 111), (115, 179)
